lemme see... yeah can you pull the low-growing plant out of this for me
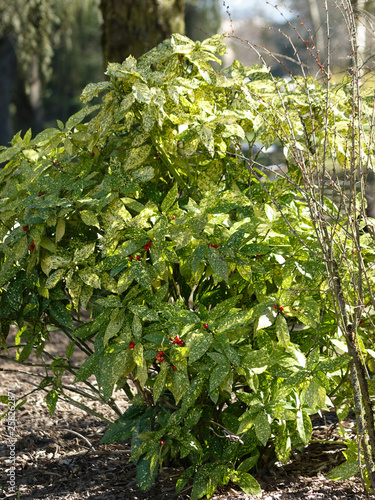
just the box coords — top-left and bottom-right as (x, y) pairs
(0, 25), (374, 497)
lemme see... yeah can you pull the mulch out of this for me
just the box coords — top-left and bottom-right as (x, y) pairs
(0, 330), (372, 499)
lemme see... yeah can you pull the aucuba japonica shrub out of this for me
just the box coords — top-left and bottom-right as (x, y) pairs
(1, 33), (374, 497)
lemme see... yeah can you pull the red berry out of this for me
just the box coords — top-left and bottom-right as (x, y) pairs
(203, 323), (208, 329)
(279, 307), (284, 312)
(136, 255), (141, 260)
(29, 242), (35, 250)
(129, 341), (135, 349)
(160, 439), (164, 445)
(167, 215), (171, 218)
(38, 192), (44, 196)
(173, 366), (177, 370)
(159, 351), (164, 355)
(92, 152), (95, 156)
(54, 161), (59, 166)
(172, 216), (176, 220)
(273, 305), (278, 309)
(154, 153), (159, 158)
(23, 226), (28, 231)
(256, 254), (261, 257)
(159, 356), (165, 362)
(129, 256), (134, 260)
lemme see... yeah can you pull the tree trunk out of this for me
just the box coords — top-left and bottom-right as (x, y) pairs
(100, 0), (185, 67)
(306, 0), (325, 59)
(352, 0), (371, 73)
(13, 56), (44, 139)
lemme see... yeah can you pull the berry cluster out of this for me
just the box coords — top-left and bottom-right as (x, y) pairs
(129, 241), (152, 261)
(167, 215), (176, 220)
(129, 341), (135, 349)
(129, 255), (141, 261)
(272, 305), (284, 312)
(170, 335), (184, 347)
(156, 351), (165, 362)
(208, 244), (219, 249)
(144, 241), (152, 252)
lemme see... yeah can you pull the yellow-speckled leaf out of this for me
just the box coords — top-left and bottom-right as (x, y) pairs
(104, 308), (124, 346)
(135, 359), (148, 388)
(73, 242), (96, 263)
(40, 254), (71, 276)
(80, 284), (94, 309)
(153, 362), (169, 404)
(78, 268), (101, 288)
(275, 314), (290, 347)
(327, 460), (359, 481)
(305, 377), (326, 411)
(45, 268), (66, 289)
(168, 358), (190, 405)
(188, 333), (213, 363)
(275, 422), (291, 463)
(68, 276), (83, 311)
(56, 219), (65, 243)
(254, 411), (271, 446)
(80, 210), (100, 228)
(124, 144), (152, 171)
(208, 246), (228, 281)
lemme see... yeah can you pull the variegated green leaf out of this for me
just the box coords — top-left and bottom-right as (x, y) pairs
(80, 210), (100, 228)
(188, 333), (213, 363)
(78, 268), (101, 288)
(254, 411), (271, 446)
(275, 314), (290, 347)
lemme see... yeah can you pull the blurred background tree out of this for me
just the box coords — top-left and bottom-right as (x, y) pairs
(0, 0), (221, 145)
(100, 0), (184, 65)
(0, 0), (59, 144)
(0, 0), (102, 145)
(0, 0), (373, 146)
(185, 0), (221, 41)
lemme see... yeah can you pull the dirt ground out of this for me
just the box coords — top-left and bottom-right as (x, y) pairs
(0, 330), (372, 499)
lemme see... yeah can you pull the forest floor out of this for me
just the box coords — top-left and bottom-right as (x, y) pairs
(0, 330), (372, 500)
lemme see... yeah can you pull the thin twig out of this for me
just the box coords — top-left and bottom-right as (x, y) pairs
(61, 428), (96, 450)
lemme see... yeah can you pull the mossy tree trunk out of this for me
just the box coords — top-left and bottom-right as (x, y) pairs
(100, 0), (185, 66)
